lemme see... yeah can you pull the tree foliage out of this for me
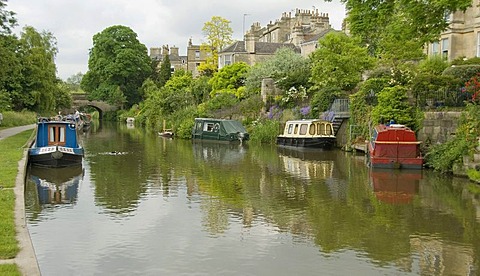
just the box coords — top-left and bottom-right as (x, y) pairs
(245, 47), (310, 94)
(65, 72), (84, 92)
(199, 16), (233, 75)
(0, 0), (16, 35)
(17, 26), (59, 113)
(335, 0), (472, 57)
(0, 34), (21, 110)
(209, 62), (249, 98)
(370, 86), (418, 129)
(157, 54), (171, 87)
(310, 32), (375, 92)
(81, 25), (152, 107)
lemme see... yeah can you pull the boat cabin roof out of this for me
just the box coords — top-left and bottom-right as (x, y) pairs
(373, 124), (418, 142)
(284, 119), (332, 124)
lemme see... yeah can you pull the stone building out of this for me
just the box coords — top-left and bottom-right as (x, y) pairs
(150, 44), (187, 72)
(426, 3), (480, 60)
(150, 39), (210, 77)
(218, 8), (334, 69)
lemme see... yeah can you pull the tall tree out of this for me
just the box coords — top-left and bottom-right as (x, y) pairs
(245, 47), (310, 95)
(0, 0), (16, 35)
(0, 34), (21, 111)
(81, 25), (152, 107)
(310, 32), (375, 92)
(17, 26), (59, 112)
(332, 0), (472, 57)
(157, 54), (171, 87)
(198, 16), (233, 76)
(66, 72), (83, 92)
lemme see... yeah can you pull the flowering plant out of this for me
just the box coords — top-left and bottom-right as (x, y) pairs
(465, 73), (480, 103)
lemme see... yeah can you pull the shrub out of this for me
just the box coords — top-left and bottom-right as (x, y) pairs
(0, 111), (37, 127)
(249, 119), (281, 144)
(443, 65), (480, 85)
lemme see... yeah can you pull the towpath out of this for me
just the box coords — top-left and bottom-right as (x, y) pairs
(0, 124), (41, 275)
(0, 124), (36, 141)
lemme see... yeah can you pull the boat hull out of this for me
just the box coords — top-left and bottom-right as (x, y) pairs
(29, 146), (83, 167)
(276, 137), (336, 149)
(368, 156), (424, 169)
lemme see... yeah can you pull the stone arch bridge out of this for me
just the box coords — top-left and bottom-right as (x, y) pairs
(69, 94), (120, 119)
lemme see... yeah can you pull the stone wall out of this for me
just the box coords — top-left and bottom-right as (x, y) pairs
(417, 111), (462, 145)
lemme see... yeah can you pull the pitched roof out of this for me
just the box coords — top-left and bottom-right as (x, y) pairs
(220, 41), (245, 53)
(301, 28), (337, 44)
(255, 42), (299, 54)
(220, 41), (299, 54)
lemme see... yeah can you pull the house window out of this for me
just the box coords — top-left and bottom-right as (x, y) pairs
(477, 33), (480, 57)
(225, 55), (232, 66)
(195, 50), (200, 59)
(432, 41), (439, 55)
(441, 38), (449, 59)
(444, 12), (451, 23)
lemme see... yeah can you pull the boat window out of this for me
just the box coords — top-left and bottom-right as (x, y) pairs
(309, 124), (316, 135)
(49, 127), (56, 143)
(318, 123), (325, 135)
(48, 125), (66, 145)
(59, 127), (65, 143)
(204, 123), (215, 132)
(294, 124), (299, 134)
(326, 124), (333, 135)
(287, 124), (293, 134)
(214, 123), (220, 132)
(299, 124), (308, 135)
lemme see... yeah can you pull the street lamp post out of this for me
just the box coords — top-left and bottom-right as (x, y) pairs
(243, 13), (250, 38)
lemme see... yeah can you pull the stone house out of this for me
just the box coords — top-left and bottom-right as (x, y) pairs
(219, 8), (334, 68)
(149, 44), (187, 72)
(151, 8), (335, 75)
(150, 38), (210, 77)
(426, 2), (480, 60)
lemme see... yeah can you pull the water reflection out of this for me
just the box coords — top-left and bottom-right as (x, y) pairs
(29, 165), (83, 205)
(277, 147), (334, 180)
(192, 141), (247, 165)
(369, 169), (421, 204)
(24, 123), (480, 275)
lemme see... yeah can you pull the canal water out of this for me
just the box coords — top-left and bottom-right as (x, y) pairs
(25, 123), (480, 275)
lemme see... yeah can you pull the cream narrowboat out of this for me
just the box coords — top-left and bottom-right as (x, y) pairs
(276, 119), (336, 149)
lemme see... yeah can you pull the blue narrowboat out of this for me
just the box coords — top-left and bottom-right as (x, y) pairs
(28, 117), (84, 167)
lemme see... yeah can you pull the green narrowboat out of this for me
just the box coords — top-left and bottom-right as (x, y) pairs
(192, 118), (249, 143)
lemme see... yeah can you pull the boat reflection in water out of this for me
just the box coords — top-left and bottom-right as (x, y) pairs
(369, 168), (421, 204)
(192, 140), (247, 165)
(277, 147), (335, 180)
(29, 164), (84, 205)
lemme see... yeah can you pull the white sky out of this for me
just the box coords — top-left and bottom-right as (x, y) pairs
(6, 0), (345, 80)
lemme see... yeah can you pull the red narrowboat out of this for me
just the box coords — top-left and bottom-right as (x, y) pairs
(367, 124), (423, 169)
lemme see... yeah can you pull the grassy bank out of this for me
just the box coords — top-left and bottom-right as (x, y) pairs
(0, 111), (37, 129)
(0, 130), (34, 275)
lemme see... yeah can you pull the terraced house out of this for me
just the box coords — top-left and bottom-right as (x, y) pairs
(426, 1), (480, 60)
(218, 8), (335, 69)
